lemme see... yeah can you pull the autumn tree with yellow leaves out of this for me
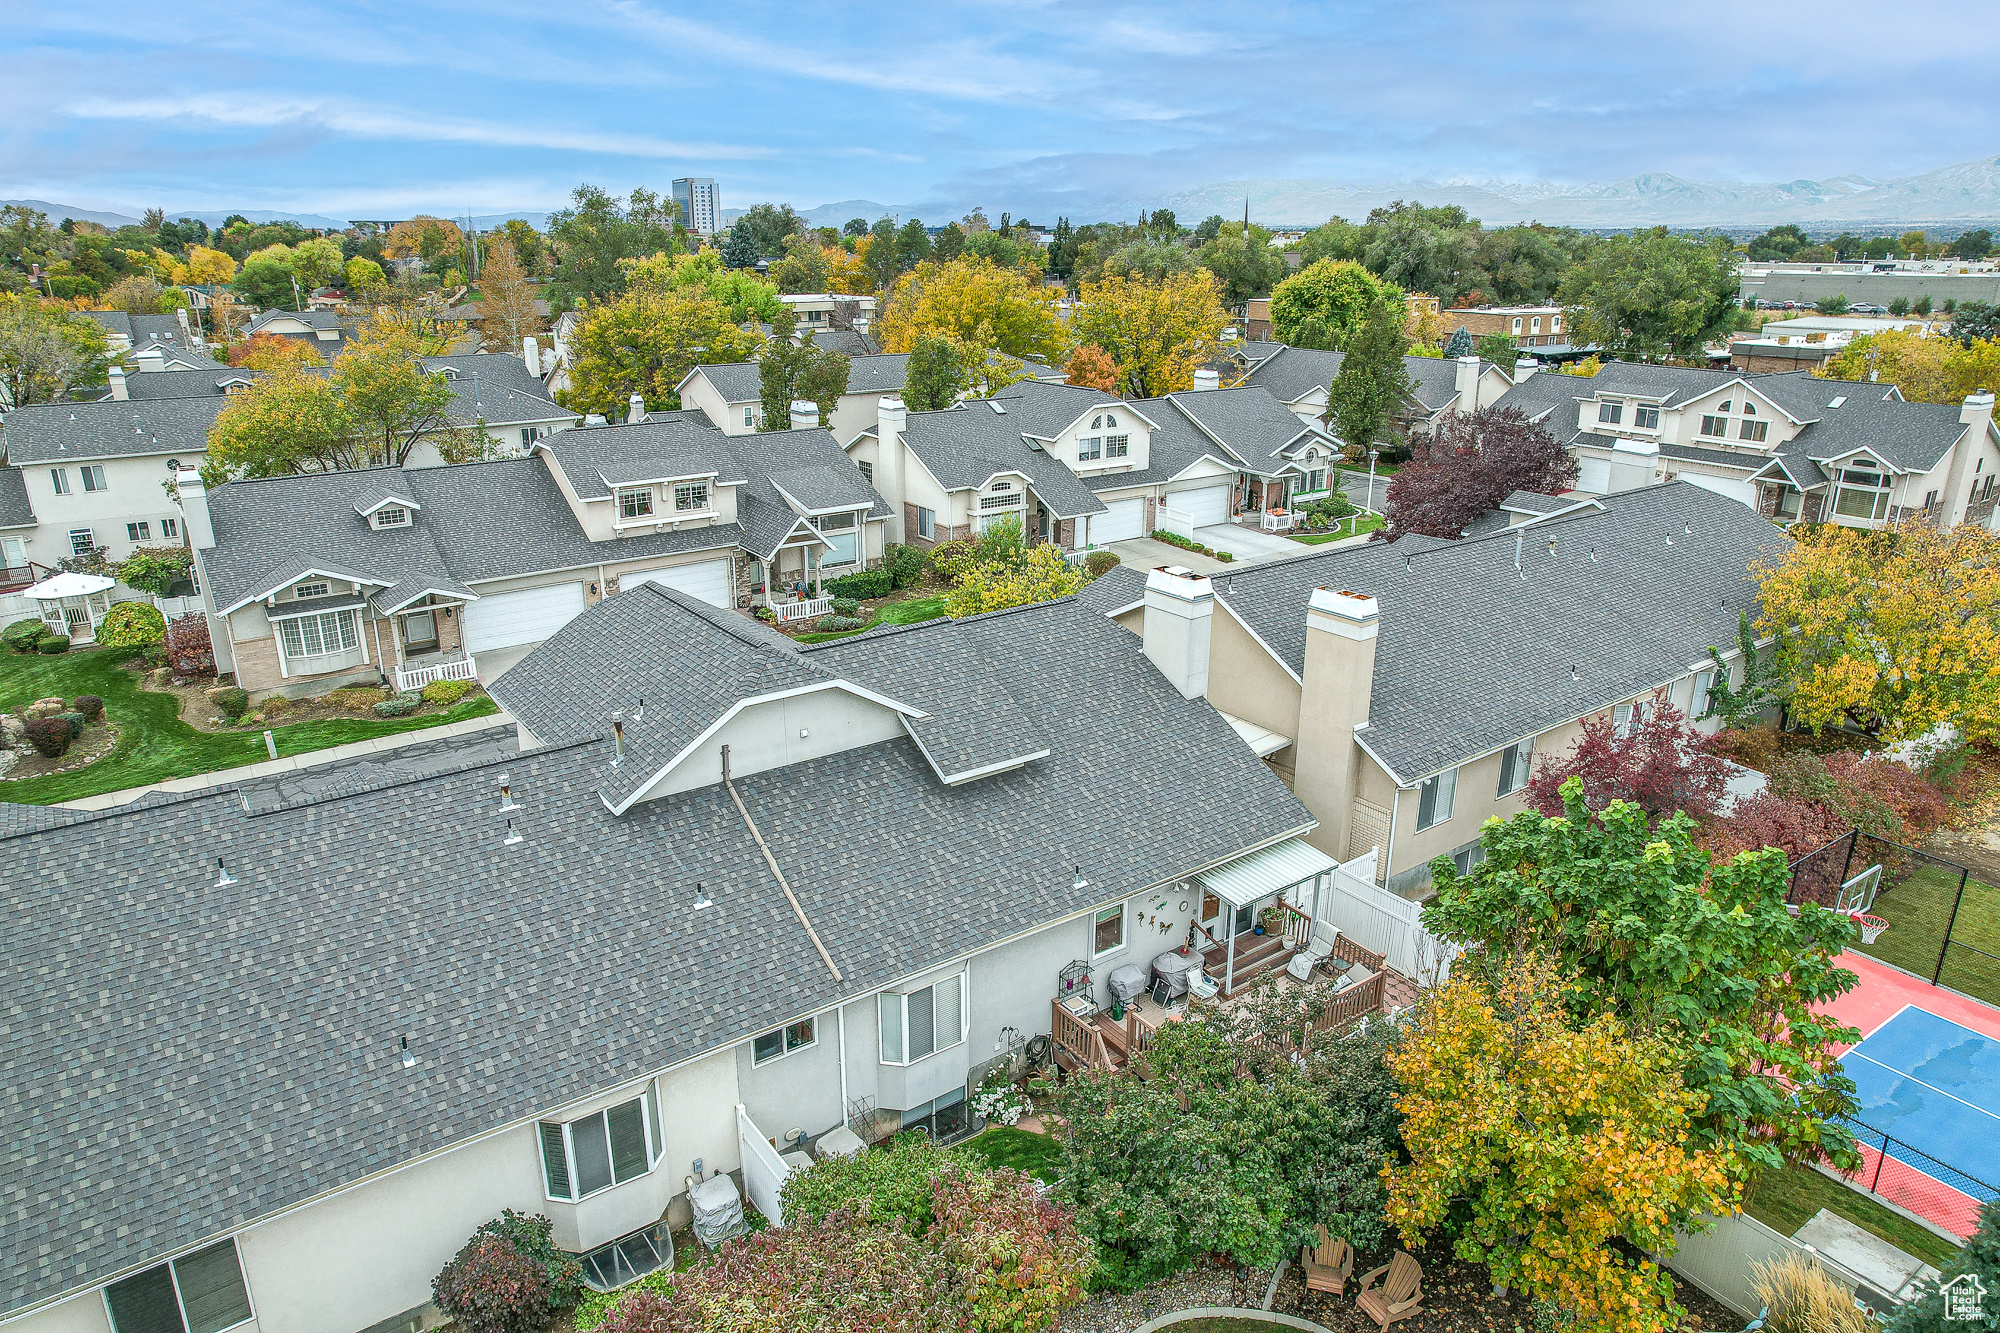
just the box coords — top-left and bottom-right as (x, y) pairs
(877, 256), (1067, 367)
(1757, 521), (2000, 745)
(1070, 270), (1228, 398)
(1385, 954), (1737, 1333)
(1817, 328), (2000, 405)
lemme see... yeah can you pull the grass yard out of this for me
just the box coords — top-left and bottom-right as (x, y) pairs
(793, 592), (950, 643)
(1856, 863), (2000, 1008)
(0, 646), (499, 804)
(1290, 514), (1384, 545)
(1742, 1162), (1960, 1269)
(960, 1125), (1062, 1183)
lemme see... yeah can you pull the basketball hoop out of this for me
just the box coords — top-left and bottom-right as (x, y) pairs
(1850, 912), (1888, 945)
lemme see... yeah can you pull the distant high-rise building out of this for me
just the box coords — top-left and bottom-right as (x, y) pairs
(673, 178), (721, 235)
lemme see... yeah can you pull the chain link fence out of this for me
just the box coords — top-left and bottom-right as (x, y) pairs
(1838, 1114), (1997, 1240)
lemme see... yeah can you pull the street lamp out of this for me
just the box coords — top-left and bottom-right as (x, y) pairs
(1366, 449), (1381, 515)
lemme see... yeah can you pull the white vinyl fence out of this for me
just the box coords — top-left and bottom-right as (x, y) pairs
(1156, 504), (1197, 542)
(1307, 851), (1459, 985)
(1648, 1211), (1885, 1320)
(736, 1103), (802, 1227)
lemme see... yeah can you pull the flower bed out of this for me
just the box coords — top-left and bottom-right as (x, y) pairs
(1150, 530), (1235, 562)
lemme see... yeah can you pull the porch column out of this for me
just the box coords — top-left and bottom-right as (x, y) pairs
(811, 548), (822, 598)
(1312, 871), (1324, 930)
(1225, 927), (1236, 996)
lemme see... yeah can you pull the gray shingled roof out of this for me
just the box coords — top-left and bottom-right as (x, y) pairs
(133, 338), (226, 371)
(842, 353), (909, 395)
(78, 310), (133, 340)
(1241, 345), (1343, 403)
(2, 395), (225, 464)
(689, 360), (763, 404)
(1489, 370), (1586, 424)
(538, 419), (741, 498)
(0, 467), (35, 529)
(103, 367), (260, 401)
(898, 381), (1120, 518)
(1660, 442), (1766, 471)
(1208, 482), (1785, 783)
(1794, 398), (1972, 474)
(424, 354), (574, 427)
(247, 308), (344, 333)
(1402, 356), (1488, 414)
(1072, 562), (1146, 613)
(0, 592), (1311, 1315)
(1164, 388), (1327, 474)
(812, 329), (881, 356)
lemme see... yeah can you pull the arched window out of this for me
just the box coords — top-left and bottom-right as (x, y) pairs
(1744, 402), (1757, 415)
(1103, 414), (1117, 428)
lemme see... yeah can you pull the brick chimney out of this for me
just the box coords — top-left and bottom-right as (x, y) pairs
(1294, 588), (1378, 860)
(1141, 568), (1214, 699)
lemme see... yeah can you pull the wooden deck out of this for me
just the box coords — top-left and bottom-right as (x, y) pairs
(1050, 999), (1163, 1076)
(1197, 904), (1389, 999)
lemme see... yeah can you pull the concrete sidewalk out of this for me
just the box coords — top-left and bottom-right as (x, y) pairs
(1197, 523), (1300, 561)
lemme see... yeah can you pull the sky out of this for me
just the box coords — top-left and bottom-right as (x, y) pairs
(8, 0), (2000, 223)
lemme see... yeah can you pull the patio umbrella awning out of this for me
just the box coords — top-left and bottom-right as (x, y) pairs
(1198, 837), (1336, 909)
(23, 571), (116, 601)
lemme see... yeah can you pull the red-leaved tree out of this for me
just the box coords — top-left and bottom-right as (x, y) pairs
(1526, 700), (1730, 820)
(1697, 793), (1850, 863)
(930, 1162), (1094, 1332)
(1383, 405), (1577, 539)
(164, 612), (214, 673)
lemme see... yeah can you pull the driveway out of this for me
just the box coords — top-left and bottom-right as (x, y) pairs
(472, 643), (539, 686)
(1341, 470), (1389, 512)
(1106, 536), (1227, 573)
(1197, 523), (1301, 562)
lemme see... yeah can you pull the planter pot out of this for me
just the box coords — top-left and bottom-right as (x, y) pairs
(1252, 926), (1265, 936)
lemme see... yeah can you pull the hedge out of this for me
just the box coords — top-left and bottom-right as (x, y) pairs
(422, 678), (474, 705)
(37, 633), (72, 654)
(824, 569), (892, 600)
(3, 619), (45, 651)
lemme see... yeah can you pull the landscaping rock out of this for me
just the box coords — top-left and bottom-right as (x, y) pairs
(25, 697), (65, 719)
(0, 715), (25, 745)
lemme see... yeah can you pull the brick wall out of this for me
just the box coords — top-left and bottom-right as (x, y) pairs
(903, 501), (970, 547)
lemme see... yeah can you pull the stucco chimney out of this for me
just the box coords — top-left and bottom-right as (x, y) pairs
(1940, 389), (1996, 527)
(790, 399), (819, 431)
(1294, 588), (1379, 861)
(876, 395), (908, 543)
(1141, 567), (1214, 699)
(522, 336), (539, 375)
(1513, 355), (1539, 383)
(108, 364), (129, 401)
(136, 347), (164, 374)
(1192, 368), (1221, 392)
(627, 392), (646, 425)
(175, 468), (216, 552)
(1453, 355), (1482, 414)
(175, 307), (192, 339)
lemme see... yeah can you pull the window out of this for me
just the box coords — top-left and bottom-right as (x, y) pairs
(1742, 402), (1757, 415)
(1598, 402), (1623, 425)
(979, 491), (1022, 509)
(857, 459), (873, 482)
(105, 1240), (254, 1333)
(539, 1088), (660, 1200)
(1531, 317), (1542, 334)
(817, 511), (859, 565)
(372, 506), (410, 529)
(1835, 470), (1891, 520)
(82, 465), (107, 492)
(1612, 702), (1647, 737)
(752, 1016), (817, 1064)
(1924, 489), (1941, 511)
(1093, 904), (1124, 956)
(1739, 419), (1769, 442)
(743, 406), (756, 428)
(879, 973), (964, 1065)
(1092, 413), (1118, 429)
(1451, 844), (1486, 876)
(162, 517), (179, 539)
(126, 521), (152, 542)
(279, 609), (358, 659)
(49, 468), (70, 495)
(1511, 317), (1523, 334)
(1700, 415), (1729, 437)
(897, 1086), (970, 1143)
(1634, 405), (1660, 429)
(1496, 738), (1534, 797)
(69, 528), (95, 555)
(521, 426), (543, 448)
(917, 507), (935, 540)
(293, 581), (330, 599)
(1105, 434), (1129, 457)
(618, 488), (654, 520)
(674, 482), (709, 512)
(1691, 669), (1716, 720)
(1718, 400), (1732, 413)
(1077, 436), (1102, 461)
(1415, 767), (1457, 830)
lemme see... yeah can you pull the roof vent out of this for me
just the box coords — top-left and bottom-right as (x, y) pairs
(1828, 395), (1847, 408)
(988, 399), (1007, 414)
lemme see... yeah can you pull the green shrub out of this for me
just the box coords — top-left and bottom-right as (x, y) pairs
(779, 1133), (978, 1237)
(373, 698), (420, 717)
(56, 710), (87, 736)
(36, 633), (71, 654)
(830, 596), (861, 616)
(824, 569), (892, 600)
(1083, 550), (1120, 578)
(926, 539), (978, 582)
(97, 601), (166, 651)
(423, 677), (474, 705)
(22, 716), (72, 757)
(3, 619), (45, 651)
(885, 542), (928, 589)
(72, 694), (105, 722)
(814, 614), (868, 632)
(209, 687), (250, 719)
(325, 686), (386, 711)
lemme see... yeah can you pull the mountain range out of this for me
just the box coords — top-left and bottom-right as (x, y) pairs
(11, 153), (2000, 235)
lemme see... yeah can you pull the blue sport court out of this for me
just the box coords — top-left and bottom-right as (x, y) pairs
(1841, 1005), (2000, 1207)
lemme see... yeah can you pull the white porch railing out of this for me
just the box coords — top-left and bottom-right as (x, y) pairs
(772, 595), (834, 623)
(736, 1103), (802, 1228)
(1157, 503), (1198, 541)
(1260, 509), (1299, 532)
(396, 656), (478, 693)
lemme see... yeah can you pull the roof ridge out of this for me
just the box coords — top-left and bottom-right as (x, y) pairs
(800, 590), (1084, 651)
(246, 734), (602, 817)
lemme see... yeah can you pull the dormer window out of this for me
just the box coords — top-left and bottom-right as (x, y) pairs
(1106, 434), (1130, 458)
(294, 580), (330, 599)
(619, 488), (654, 520)
(1597, 402), (1623, 425)
(373, 506), (410, 530)
(1078, 436), (1102, 461)
(674, 482), (710, 513)
(1633, 406), (1659, 429)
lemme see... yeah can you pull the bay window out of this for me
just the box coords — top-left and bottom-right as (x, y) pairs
(279, 609), (358, 659)
(1834, 467), (1891, 520)
(540, 1087), (662, 1201)
(105, 1240), (253, 1333)
(816, 510), (859, 566)
(879, 973), (964, 1065)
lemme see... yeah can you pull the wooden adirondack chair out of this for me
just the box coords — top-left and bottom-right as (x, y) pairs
(1356, 1250), (1424, 1328)
(1301, 1225), (1355, 1295)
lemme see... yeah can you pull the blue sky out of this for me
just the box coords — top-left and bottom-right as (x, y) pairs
(9, 0), (1999, 222)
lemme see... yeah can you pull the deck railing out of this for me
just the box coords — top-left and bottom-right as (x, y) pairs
(772, 595), (834, 623)
(396, 656), (478, 693)
(1051, 999), (1115, 1072)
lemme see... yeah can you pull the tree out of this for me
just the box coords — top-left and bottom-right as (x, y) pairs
(1070, 270), (1227, 398)
(731, 202), (806, 258)
(1470, 225), (1593, 305)
(1757, 522), (2000, 745)
(1817, 329), (1954, 401)
(1948, 229), (1993, 261)
(843, 217), (868, 238)
(1197, 223), (1287, 306)
(1888, 1198), (1999, 1333)
(383, 216), (465, 263)
(1555, 227), (1738, 363)
(1385, 954), (1737, 1333)
(1324, 299), (1414, 458)
(1383, 404), (1576, 538)
(475, 239), (544, 351)
(903, 334), (964, 411)
(770, 233), (833, 294)
(622, 250), (784, 325)
(1442, 325), (1474, 358)
(1424, 777), (1863, 1177)
(1522, 700), (1730, 820)
(1950, 300), (2000, 346)
(720, 225), (759, 271)
(232, 252), (299, 309)
(344, 256), (389, 296)
(543, 185), (679, 312)
(1062, 343), (1119, 393)
(333, 319), (458, 465)
(1820, 292), (1851, 316)
(1475, 332), (1516, 365)
(557, 287), (759, 418)
(931, 223), (966, 263)
(944, 538), (1085, 617)
(291, 237), (346, 291)
(1358, 200), (1480, 299)
(182, 244), (237, 285)
(1099, 237), (1198, 284)
(0, 298), (116, 406)
(204, 367), (355, 479)
(228, 331), (319, 370)
(876, 257), (1066, 366)
(1193, 214), (1225, 244)
(1269, 258), (1404, 349)
(102, 274), (166, 316)
(758, 309), (851, 430)
(894, 219), (933, 272)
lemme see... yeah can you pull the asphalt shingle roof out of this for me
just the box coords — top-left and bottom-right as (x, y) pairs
(1241, 345), (1343, 403)
(423, 354), (574, 427)
(1163, 387), (1327, 474)
(104, 367), (259, 401)
(0, 467), (36, 529)
(1208, 482), (1785, 783)
(2, 395), (225, 464)
(0, 592), (1311, 1315)
(1792, 398), (1972, 474)
(1490, 370), (1587, 424)
(898, 381), (1120, 518)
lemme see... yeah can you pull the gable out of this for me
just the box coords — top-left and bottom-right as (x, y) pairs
(627, 681), (915, 805)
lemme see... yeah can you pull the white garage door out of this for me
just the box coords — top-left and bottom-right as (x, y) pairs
(1575, 455), (1612, 494)
(461, 582), (587, 654)
(1092, 497), (1146, 544)
(1169, 485), (1231, 527)
(622, 558), (731, 607)
(1681, 473), (1758, 510)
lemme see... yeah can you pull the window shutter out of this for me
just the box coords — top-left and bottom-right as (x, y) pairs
(645, 1084), (663, 1161)
(936, 975), (962, 1049)
(105, 1266), (184, 1333)
(908, 984), (936, 1061)
(539, 1121), (572, 1199)
(607, 1099), (649, 1183)
(172, 1241), (253, 1333)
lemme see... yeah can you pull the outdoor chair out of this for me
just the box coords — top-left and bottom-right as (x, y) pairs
(1302, 1225), (1354, 1295)
(1356, 1250), (1424, 1328)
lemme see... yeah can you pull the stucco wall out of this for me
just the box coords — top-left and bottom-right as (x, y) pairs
(20, 450), (197, 565)
(635, 686), (908, 802)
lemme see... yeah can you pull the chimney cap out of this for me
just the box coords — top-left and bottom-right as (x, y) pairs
(1144, 566), (1213, 600)
(1308, 586), (1379, 622)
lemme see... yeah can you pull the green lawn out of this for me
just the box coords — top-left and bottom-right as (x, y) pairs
(794, 593), (950, 644)
(959, 1125), (1061, 1183)
(1291, 514), (1385, 545)
(1855, 863), (2000, 1007)
(1742, 1163), (1959, 1268)
(0, 646), (499, 804)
